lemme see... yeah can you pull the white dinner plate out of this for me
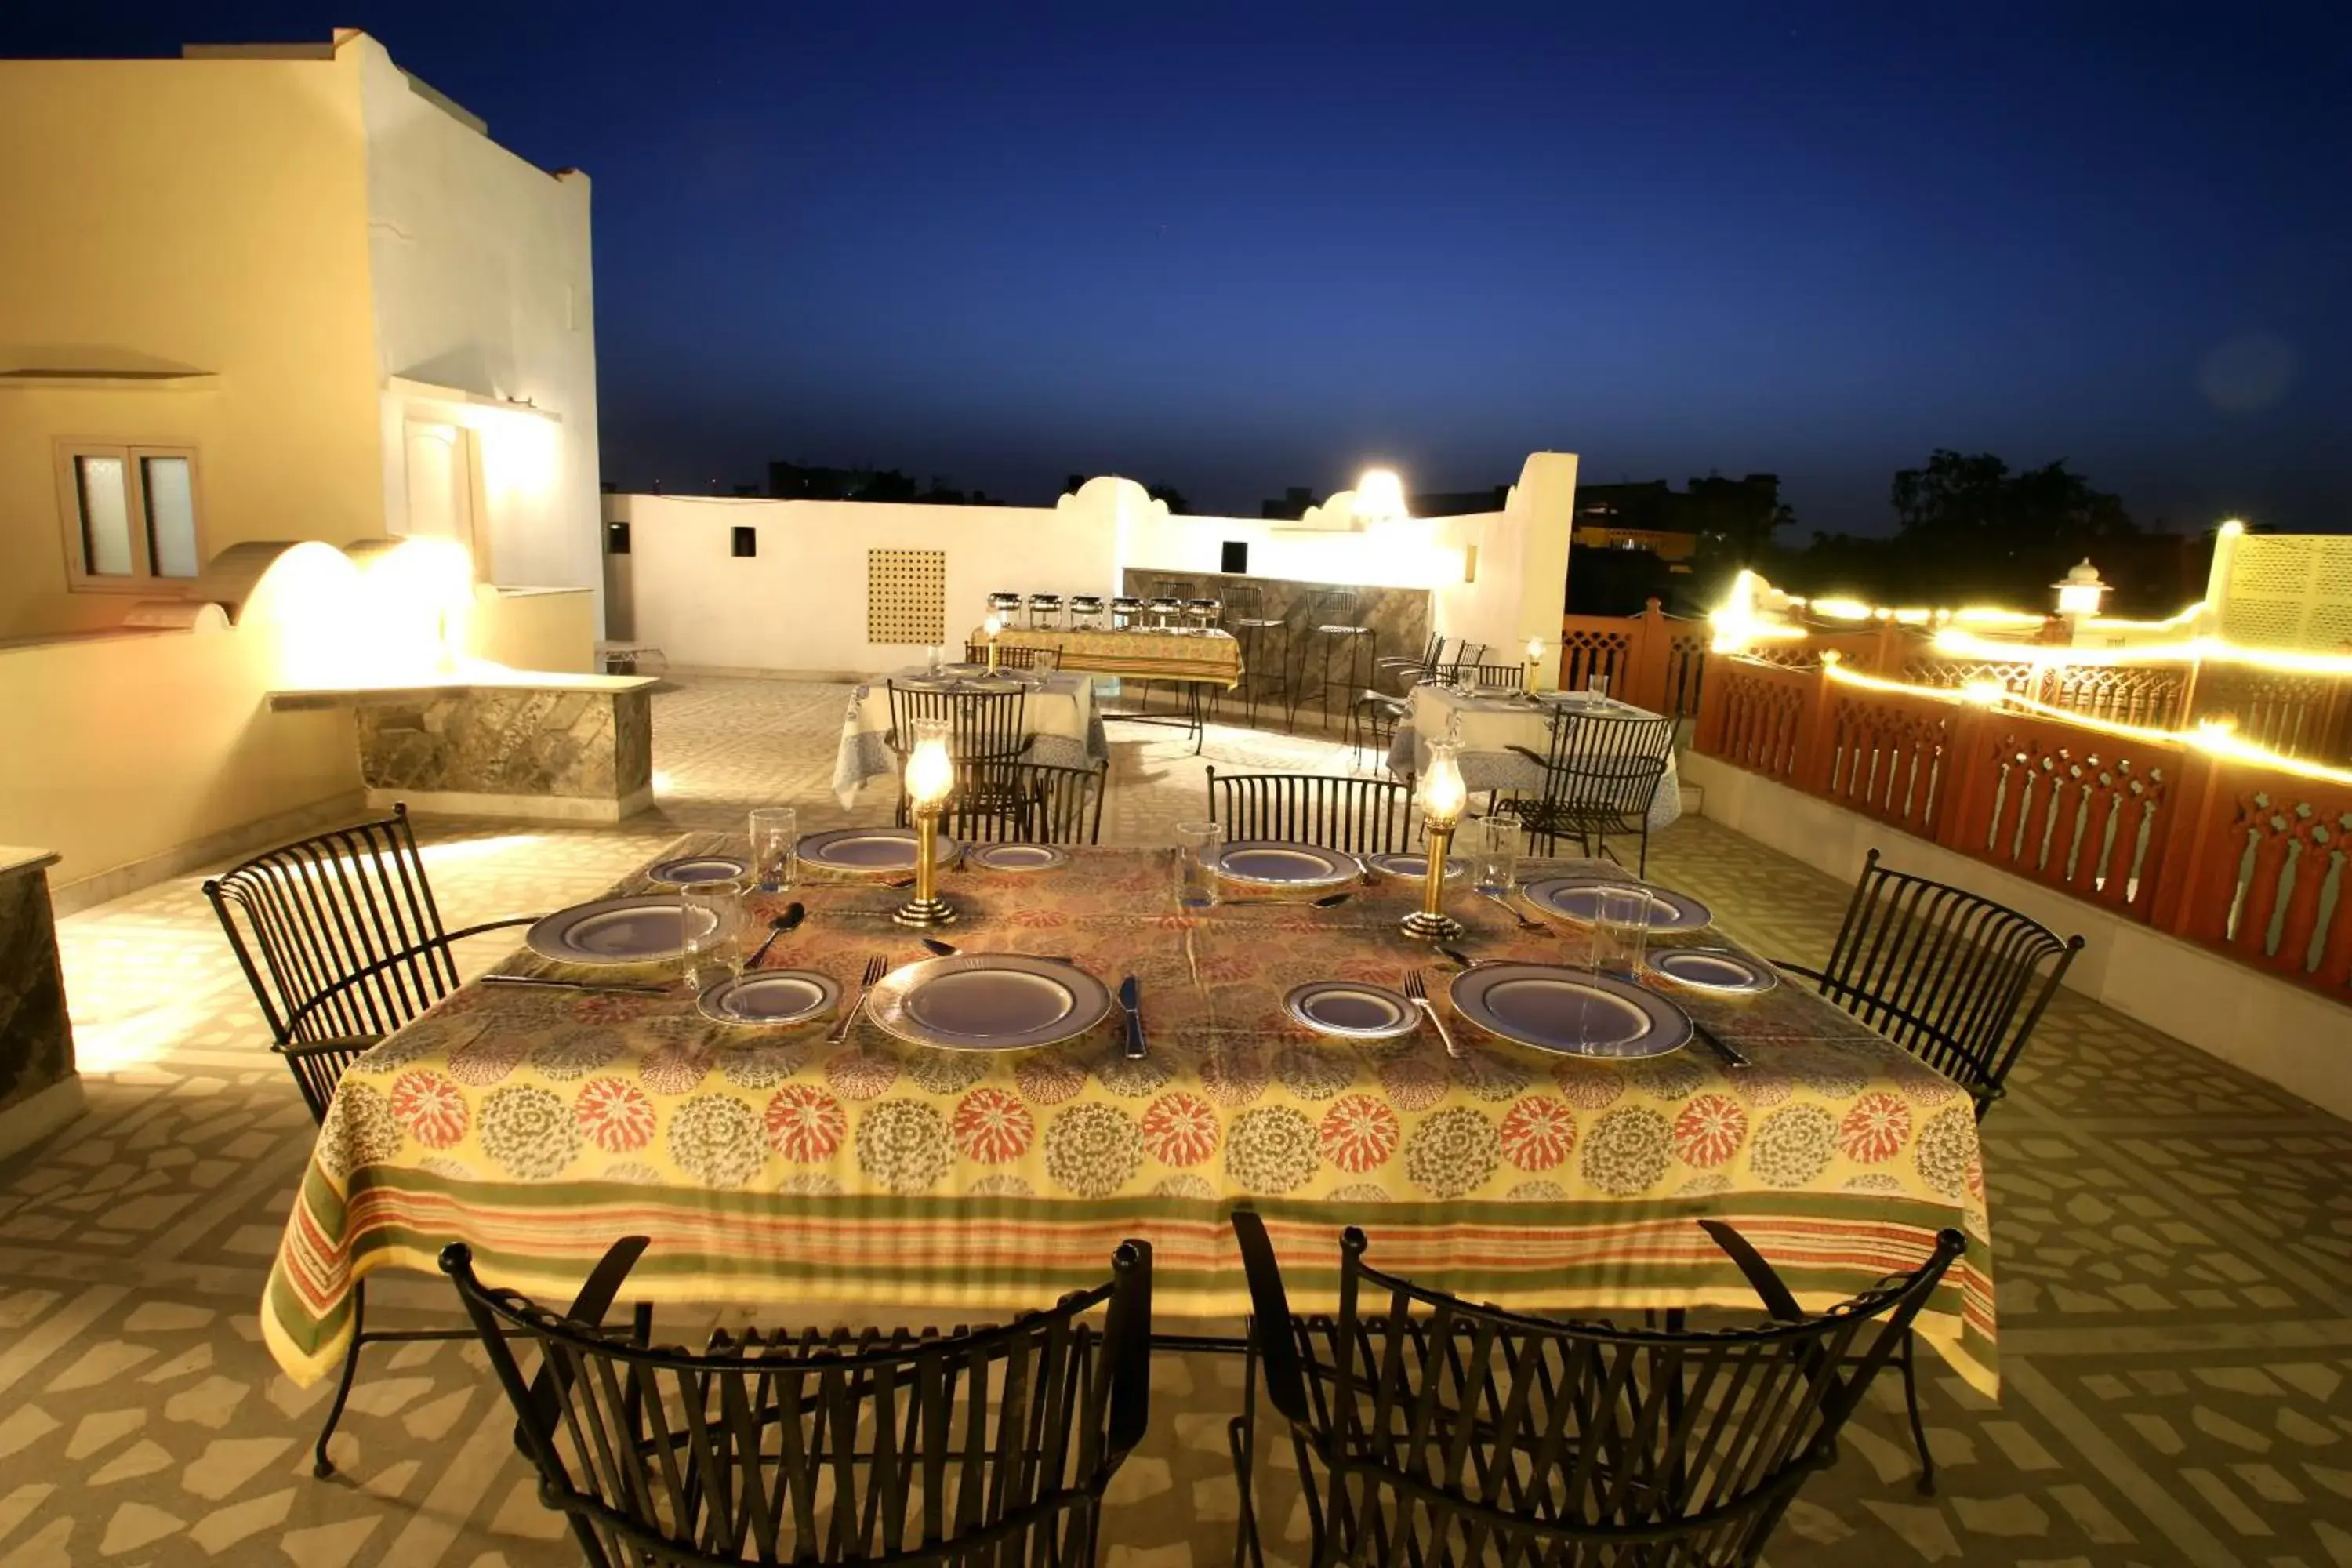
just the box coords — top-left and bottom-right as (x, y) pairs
(1284, 981), (1419, 1040)
(1446, 963), (1692, 1060)
(1519, 877), (1712, 933)
(1207, 840), (1361, 891)
(966, 842), (1071, 873)
(697, 969), (840, 1026)
(797, 827), (963, 876)
(866, 954), (1112, 1051)
(648, 855), (749, 886)
(1648, 948), (1780, 996)
(1363, 851), (1467, 884)
(525, 896), (716, 967)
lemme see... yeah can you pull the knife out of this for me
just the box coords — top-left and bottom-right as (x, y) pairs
(1118, 975), (1147, 1060)
(482, 975), (669, 995)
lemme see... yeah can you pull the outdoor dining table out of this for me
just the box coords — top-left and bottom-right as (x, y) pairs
(261, 834), (1997, 1398)
(1389, 684), (1683, 830)
(831, 667), (1108, 806)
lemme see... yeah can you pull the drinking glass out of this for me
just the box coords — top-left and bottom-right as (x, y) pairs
(748, 807), (797, 894)
(1588, 673), (1610, 702)
(1590, 884), (1651, 980)
(1173, 820), (1224, 910)
(1468, 816), (1519, 898)
(924, 645), (945, 676)
(680, 882), (746, 992)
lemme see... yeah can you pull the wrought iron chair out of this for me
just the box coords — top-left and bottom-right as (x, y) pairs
(1222, 583), (1290, 727)
(1228, 1210), (1965, 1568)
(1374, 632), (1446, 693)
(944, 758), (1109, 845)
(202, 801), (540, 1476)
(965, 640), (1059, 671)
(1777, 849), (2082, 1123)
(1345, 688), (1410, 772)
(444, 1236), (1154, 1568)
(1288, 588), (1376, 729)
(1205, 768), (1419, 854)
(1504, 708), (1676, 874)
(886, 681), (1032, 764)
(1772, 848), (2080, 1493)
(1454, 660), (1526, 691)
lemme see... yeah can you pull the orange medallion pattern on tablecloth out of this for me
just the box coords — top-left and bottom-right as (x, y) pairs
(764, 1083), (847, 1163)
(574, 1076), (655, 1154)
(1498, 1095), (1576, 1171)
(951, 1087), (1035, 1164)
(1140, 1091), (1221, 1167)
(1836, 1091), (1914, 1164)
(1672, 1094), (1749, 1168)
(1319, 1094), (1401, 1174)
(388, 1071), (469, 1149)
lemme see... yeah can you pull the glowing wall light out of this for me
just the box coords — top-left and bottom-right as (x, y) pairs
(1356, 468), (1409, 525)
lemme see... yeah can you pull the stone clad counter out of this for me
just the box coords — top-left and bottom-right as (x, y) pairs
(0, 846), (82, 1160)
(269, 673), (655, 822)
(1119, 569), (1432, 711)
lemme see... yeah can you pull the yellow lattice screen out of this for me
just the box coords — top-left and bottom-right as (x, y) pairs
(866, 549), (948, 645)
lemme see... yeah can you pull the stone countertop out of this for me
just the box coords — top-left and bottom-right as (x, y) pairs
(0, 847), (60, 880)
(267, 670), (659, 712)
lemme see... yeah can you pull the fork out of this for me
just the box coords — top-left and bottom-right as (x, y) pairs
(1402, 971), (1462, 1060)
(828, 956), (887, 1044)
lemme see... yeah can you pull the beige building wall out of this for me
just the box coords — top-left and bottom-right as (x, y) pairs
(0, 43), (386, 641)
(358, 36), (604, 631)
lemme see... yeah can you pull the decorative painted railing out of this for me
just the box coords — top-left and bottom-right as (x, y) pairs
(1692, 655), (2352, 1006)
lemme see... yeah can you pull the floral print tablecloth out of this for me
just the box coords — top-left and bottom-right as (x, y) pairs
(263, 840), (1996, 1396)
(987, 626), (1243, 687)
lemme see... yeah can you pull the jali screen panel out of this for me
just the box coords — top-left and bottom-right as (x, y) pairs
(866, 549), (947, 645)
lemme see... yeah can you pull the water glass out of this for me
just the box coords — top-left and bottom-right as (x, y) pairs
(924, 645), (945, 676)
(1590, 883), (1651, 980)
(680, 882), (746, 991)
(1468, 816), (1519, 898)
(748, 807), (797, 894)
(1588, 673), (1610, 702)
(1173, 820), (1224, 909)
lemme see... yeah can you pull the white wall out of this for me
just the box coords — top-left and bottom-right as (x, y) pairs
(358, 37), (602, 625)
(608, 455), (1578, 678)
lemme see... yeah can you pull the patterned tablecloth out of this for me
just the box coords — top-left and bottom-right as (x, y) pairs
(263, 840), (1996, 1396)
(1390, 686), (1682, 831)
(833, 669), (1108, 807)
(986, 626), (1243, 687)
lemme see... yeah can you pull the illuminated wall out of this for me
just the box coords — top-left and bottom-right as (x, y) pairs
(0, 32), (601, 644)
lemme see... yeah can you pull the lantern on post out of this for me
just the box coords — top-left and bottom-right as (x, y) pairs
(2053, 560), (2110, 642)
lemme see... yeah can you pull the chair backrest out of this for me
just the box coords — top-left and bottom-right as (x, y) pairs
(1814, 849), (2084, 1117)
(1458, 661), (1524, 691)
(946, 759), (1109, 845)
(444, 1239), (1153, 1568)
(965, 641), (1058, 671)
(1225, 583), (1269, 622)
(1539, 710), (1676, 818)
(887, 681), (1032, 763)
(1205, 768), (1417, 853)
(1234, 1211), (1962, 1568)
(202, 804), (460, 1052)
(1305, 589), (1363, 630)
(1443, 641), (1486, 678)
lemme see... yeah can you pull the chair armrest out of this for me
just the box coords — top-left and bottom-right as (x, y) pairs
(445, 915), (541, 943)
(1230, 1211), (1312, 1425)
(514, 1236), (652, 1458)
(272, 1035), (383, 1061)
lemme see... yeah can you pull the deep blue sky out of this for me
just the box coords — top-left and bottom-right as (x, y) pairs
(10, 3), (2347, 532)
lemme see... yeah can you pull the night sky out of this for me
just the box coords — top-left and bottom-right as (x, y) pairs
(9, 3), (2347, 533)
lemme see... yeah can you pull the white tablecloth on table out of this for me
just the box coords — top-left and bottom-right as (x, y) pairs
(1387, 685), (1682, 831)
(833, 669), (1109, 806)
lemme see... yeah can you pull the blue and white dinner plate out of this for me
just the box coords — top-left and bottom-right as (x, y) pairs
(1446, 962), (1692, 1060)
(1363, 851), (1467, 884)
(1519, 876), (1711, 933)
(525, 896), (715, 966)
(1285, 981), (1419, 1040)
(797, 827), (964, 875)
(1207, 840), (1360, 892)
(648, 855), (749, 886)
(966, 842), (1071, 873)
(698, 969), (840, 1027)
(1649, 948), (1779, 996)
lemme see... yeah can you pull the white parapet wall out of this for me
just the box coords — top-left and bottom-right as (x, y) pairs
(604, 453), (1577, 677)
(1682, 747), (2352, 1123)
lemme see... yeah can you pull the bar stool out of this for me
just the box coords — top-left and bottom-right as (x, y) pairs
(1222, 583), (1287, 728)
(1290, 588), (1376, 731)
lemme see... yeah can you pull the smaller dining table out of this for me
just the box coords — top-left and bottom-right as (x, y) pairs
(833, 668), (1108, 807)
(1389, 685), (1682, 831)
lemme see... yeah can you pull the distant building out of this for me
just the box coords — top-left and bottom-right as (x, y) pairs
(0, 30), (602, 640)
(1573, 474), (1785, 567)
(1259, 485), (1321, 521)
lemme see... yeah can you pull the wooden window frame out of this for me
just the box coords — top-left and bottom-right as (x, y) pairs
(53, 440), (207, 593)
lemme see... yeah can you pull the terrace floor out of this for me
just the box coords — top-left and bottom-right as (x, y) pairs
(5, 674), (2350, 1566)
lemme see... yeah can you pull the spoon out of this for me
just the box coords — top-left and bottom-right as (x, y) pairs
(746, 902), (806, 967)
(1437, 945), (1488, 970)
(1312, 891), (1353, 909)
(1478, 888), (1546, 932)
